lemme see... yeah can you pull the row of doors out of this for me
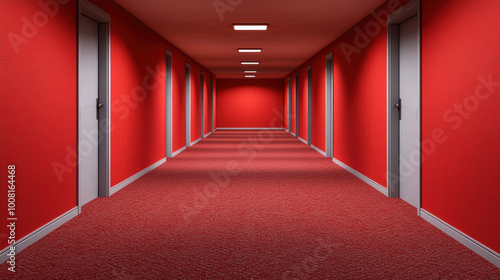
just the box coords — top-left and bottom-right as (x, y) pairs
(286, 3), (421, 209)
(78, 0), (421, 209)
(78, 1), (214, 208)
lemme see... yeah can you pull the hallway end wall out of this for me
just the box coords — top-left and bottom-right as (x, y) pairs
(216, 79), (284, 129)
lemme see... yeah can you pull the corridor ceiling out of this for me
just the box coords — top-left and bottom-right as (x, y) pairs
(114, 0), (388, 78)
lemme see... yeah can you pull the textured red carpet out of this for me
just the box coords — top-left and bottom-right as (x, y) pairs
(1, 131), (499, 279)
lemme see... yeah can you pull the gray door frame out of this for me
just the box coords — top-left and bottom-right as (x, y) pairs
(295, 73), (299, 137)
(307, 66), (312, 145)
(325, 53), (334, 158)
(210, 78), (214, 132)
(200, 72), (205, 138)
(288, 78), (292, 132)
(387, 0), (421, 209)
(78, 0), (110, 212)
(185, 63), (191, 147)
(165, 50), (173, 158)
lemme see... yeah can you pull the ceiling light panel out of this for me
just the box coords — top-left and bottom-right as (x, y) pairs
(238, 48), (262, 53)
(233, 24), (268, 31)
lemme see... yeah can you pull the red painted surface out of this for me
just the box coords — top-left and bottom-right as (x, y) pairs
(285, 0), (406, 186)
(113, 0), (394, 78)
(88, 0), (215, 180)
(421, 0), (500, 253)
(216, 80), (284, 128)
(95, 0), (167, 187)
(0, 0), (78, 250)
(332, 16), (389, 187)
(0, 0), (213, 252)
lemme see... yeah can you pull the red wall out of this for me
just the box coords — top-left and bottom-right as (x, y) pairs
(332, 12), (389, 187)
(94, 0), (166, 186)
(0, 0), (78, 250)
(0, 0), (214, 252)
(90, 0), (215, 185)
(421, 0), (500, 253)
(284, 0), (499, 256)
(216, 79), (284, 128)
(285, 0), (405, 187)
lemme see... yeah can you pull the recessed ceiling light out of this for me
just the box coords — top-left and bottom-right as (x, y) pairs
(244, 70), (257, 73)
(233, 24), (268, 31)
(241, 61), (260, 65)
(238, 48), (262, 53)
(245, 75), (256, 78)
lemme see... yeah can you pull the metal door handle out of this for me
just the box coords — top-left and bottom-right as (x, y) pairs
(395, 98), (401, 120)
(96, 98), (103, 119)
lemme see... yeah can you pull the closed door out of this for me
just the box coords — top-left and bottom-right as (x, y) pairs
(399, 15), (420, 208)
(79, 15), (99, 206)
(307, 66), (312, 145)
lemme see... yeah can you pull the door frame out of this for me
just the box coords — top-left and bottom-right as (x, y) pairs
(165, 50), (173, 158)
(325, 52), (334, 158)
(387, 0), (421, 209)
(210, 77), (214, 132)
(307, 65), (313, 145)
(185, 63), (191, 147)
(287, 77), (292, 133)
(78, 0), (110, 212)
(200, 71), (205, 138)
(295, 73), (299, 137)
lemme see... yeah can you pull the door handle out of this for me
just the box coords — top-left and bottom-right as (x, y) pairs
(96, 98), (103, 120)
(395, 98), (401, 120)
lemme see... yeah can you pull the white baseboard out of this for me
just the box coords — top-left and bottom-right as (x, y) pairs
(332, 157), (388, 196)
(110, 158), (166, 196)
(0, 207), (78, 264)
(191, 137), (202, 146)
(216, 127), (285, 130)
(291, 132), (296, 136)
(298, 137), (308, 144)
(285, 129), (289, 132)
(311, 145), (327, 157)
(204, 132), (212, 138)
(420, 209), (500, 268)
(172, 147), (186, 157)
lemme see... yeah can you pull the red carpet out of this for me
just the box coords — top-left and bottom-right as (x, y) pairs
(1, 131), (499, 279)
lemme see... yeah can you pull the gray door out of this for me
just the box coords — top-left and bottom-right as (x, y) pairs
(399, 15), (420, 208)
(307, 66), (312, 145)
(79, 15), (99, 206)
(295, 73), (299, 136)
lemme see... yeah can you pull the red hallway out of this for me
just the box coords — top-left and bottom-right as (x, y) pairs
(1, 0), (499, 278)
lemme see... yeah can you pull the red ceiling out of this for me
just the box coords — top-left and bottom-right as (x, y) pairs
(113, 0), (387, 78)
